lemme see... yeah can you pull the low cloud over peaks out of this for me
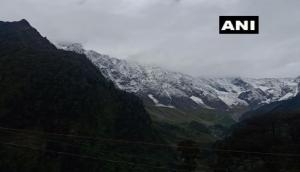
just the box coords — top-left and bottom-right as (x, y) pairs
(1, 0), (299, 78)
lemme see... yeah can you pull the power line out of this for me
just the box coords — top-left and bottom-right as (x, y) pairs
(0, 140), (189, 172)
(8, 128), (296, 170)
(0, 126), (300, 157)
(0, 129), (214, 170)
(0, 126), (204, 148)
(0, 129), (173, 165)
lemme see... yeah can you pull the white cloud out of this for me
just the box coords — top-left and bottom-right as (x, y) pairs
(1, 0), (299, 78)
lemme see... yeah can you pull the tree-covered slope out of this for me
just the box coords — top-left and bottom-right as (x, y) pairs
(213, 95), (300, 172)
(0, 20), (172, 172)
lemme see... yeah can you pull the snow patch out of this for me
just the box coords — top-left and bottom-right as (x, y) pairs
(279, 92), (294, 101)
(190, 96), (205, 105)
(190, 96), (214, 109)
(148, 94), (159, 104)
(148, 94), (175, 109)
(156, 104), (175, 109)
(218, 93), (248, 107)
(258, 86), (269, 92)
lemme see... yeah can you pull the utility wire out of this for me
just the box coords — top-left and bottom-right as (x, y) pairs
(0, 129), (216, 170)
(0, 140), (190, 172)
(0, 126), (300, 157)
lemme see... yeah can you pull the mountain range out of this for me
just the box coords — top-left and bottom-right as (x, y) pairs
(58, 43), (300, 120)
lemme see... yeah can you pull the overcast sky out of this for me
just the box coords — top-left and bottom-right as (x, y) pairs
(1, 0), (300, 78)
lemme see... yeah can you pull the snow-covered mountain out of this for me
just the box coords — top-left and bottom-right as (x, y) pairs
(58, 43), (300, 113)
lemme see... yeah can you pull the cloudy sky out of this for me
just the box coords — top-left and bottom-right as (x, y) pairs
(1, 0), (300, 77)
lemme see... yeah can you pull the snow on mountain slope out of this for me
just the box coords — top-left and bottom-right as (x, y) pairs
(58, 43), (300, 112)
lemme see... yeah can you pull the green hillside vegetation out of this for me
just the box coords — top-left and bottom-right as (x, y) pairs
(146, 104), (234, 143)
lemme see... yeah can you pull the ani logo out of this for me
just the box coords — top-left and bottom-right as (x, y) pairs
(219, 16), (259, 34)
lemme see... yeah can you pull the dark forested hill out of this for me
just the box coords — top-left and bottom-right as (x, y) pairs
(0, 20), (172, 172)
(213, 95), (300, 172)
